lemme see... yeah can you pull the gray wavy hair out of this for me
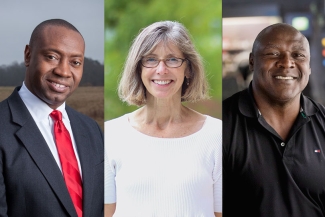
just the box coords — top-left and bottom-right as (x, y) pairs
(118, 20), (209, 106)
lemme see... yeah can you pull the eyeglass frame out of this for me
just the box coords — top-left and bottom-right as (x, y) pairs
(140, 57), (187, 68)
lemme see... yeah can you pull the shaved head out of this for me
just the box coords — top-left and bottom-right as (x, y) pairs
(29, 19), (84, 49)
(252, 23), (308, 54)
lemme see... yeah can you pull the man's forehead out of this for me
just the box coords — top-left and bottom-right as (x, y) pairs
(258, 29), (309, 48)
(41, 25), (83, 40)
(262, 39), (308, 48)
(36, 25), (85, 48)
(32, 25), (85, 56)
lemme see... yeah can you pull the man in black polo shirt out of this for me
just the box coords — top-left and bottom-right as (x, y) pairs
(223, 23), (325, 217)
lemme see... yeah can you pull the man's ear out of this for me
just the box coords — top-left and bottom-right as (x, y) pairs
(249, 52), (254, 72)
(24, 45), (31, 67)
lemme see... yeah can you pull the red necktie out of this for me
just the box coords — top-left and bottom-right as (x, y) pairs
(50, 110), (83, 217)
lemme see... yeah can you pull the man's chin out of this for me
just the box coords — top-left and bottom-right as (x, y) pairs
(41, 95), (69, 110)
(272, 93), (300, 104)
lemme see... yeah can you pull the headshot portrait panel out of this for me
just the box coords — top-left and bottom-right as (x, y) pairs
(104, 0), (222, 216)
(104, 0), (222, 120)
(223, 0), (325, 216)
(0, 0), (104, 128)
(222, 0), (325, 105)
(0, 1), (104, 217)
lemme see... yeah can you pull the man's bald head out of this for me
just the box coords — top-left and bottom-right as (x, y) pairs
(29, 19), (84, 49)
(252, 23), (308, 54)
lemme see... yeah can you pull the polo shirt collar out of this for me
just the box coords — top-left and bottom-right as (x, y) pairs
(238, 82), (319, 118)
(301, 94), (318, 116)
(238, 83), (260, 118)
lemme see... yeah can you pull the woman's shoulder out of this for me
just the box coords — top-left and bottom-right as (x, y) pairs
(199, 115), (222, 138)
(205, 115), (222, 124)
(186, 108), (222, 136)
(104, 113), (130, 130)
(205, 115), (222, 129)
(104, 113), (134, 148)
(188, 107), (221, 124)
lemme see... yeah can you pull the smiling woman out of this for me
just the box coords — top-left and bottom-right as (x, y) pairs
(140, 42), (188, 103)
(118, 21), (209, 106)
(104, 21), (222, 217)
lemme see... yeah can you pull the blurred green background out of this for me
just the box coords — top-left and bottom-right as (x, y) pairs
(105, 0), (222, 121)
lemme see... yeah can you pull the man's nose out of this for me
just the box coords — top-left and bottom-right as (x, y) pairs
(54, 59), (72, 77)
(276, 53), (295, 69)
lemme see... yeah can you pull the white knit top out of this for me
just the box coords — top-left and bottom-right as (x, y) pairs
(104, 114), (222, 217)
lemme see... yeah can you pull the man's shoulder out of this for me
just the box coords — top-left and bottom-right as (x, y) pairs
(0, 99), (11, 122)
(0, 97), (9, 110)
(223, 91), (241, 108)
(65, 106), (99, 126)
(223, 89), (248, 116)
(304, 95), (325, 119)
(65, 106), (103, 146)
(0, 87), (21, 115)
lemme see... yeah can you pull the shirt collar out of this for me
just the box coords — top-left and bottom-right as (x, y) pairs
(238, 82), (319, 118)
(18, 82), (69, 121)
(300, 94), (319, 116)
(238, 83), (260, 118)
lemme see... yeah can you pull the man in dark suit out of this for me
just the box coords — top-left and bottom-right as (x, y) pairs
(0, 19), (103, 216)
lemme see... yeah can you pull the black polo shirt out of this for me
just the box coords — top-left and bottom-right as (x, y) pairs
(223, 86), (325, 217)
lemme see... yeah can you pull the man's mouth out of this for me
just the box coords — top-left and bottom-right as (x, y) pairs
(153, 80), (172, 85)
(51, 81), (67, 88)
(275, 76), (295, 80)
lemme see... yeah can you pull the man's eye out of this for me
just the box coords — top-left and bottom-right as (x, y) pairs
(72, 61), (81, 66)
(266, 53), (279, 56)
(47, 55), (56, 60)
(295, 53), (305, 58)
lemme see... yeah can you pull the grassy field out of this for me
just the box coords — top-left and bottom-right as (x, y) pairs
(0, 86), (104, 130)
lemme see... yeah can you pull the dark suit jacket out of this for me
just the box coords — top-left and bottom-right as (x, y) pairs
(0, 87), (104, 217)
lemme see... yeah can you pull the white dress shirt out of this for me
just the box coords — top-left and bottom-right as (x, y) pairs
(18, 82), (82, 177)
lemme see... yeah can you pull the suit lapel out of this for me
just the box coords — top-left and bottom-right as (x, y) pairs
(8, 88), (77, 217)
(67, 107), (96, 217)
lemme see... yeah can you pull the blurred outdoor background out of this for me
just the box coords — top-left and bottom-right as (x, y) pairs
(105, 0), (222, 121)
(223, 0), (325, 106)
(0, 0), (104, 129)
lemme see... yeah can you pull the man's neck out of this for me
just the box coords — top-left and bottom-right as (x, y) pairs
(252, 89), (301, 141)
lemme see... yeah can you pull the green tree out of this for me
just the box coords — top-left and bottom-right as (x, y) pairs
(105, 0), (222, 120)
